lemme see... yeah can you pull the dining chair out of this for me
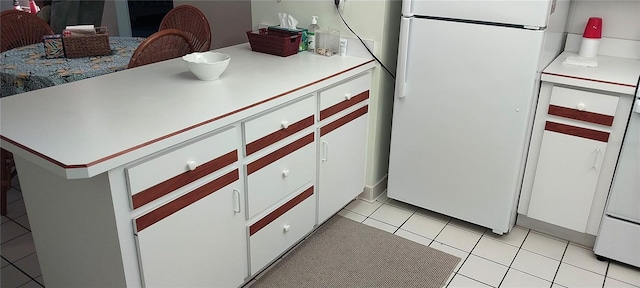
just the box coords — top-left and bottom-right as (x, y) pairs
(1, 149), (16, 216)
(0, 10), (50, 215)
(127, 29), (195, 69)
(159, 5), (211, 52)
(1, 10), (55, 52)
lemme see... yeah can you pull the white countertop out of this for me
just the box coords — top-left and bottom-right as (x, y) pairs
(0, 43), (375, 179)
(542, 51), (640, 95)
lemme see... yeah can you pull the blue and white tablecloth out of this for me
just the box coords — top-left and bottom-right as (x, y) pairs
(1, 37), (144, 97)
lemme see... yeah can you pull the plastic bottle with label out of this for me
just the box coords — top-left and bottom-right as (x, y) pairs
(307, 16), (320, 53)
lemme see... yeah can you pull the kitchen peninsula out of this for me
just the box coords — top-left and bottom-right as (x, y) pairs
(0, 43), (375, 287)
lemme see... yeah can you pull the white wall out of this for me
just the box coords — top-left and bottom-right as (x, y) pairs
(251, 0), (401, 195)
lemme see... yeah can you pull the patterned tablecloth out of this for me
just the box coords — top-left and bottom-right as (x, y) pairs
(1, 37), (145, 97)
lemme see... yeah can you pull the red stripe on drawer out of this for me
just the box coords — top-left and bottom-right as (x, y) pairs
(320, 105), (368, 137)
(320, 90), (369, 121)
(135, 170), (239, 232)
(246, 116), (314, 156)
(247, 133), (314, 175)
(132, 150), (238, 209)
(249, 186), (314, 236)
(545, 122), (610, 142)
(542, 72), (638, 88)
(548, 105), (614, 127)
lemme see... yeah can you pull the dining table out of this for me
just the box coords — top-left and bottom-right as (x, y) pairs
(0, 36), (144, 97)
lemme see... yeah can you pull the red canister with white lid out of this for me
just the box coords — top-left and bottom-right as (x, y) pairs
(578, 17), (602, 58)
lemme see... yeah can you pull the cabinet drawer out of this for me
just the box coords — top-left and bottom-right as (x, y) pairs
(244, 96), (315, 155)
(246, 134), (315, 218)
(126, 128), (238, 209)
(548, 86), (618, 126)
(134, 170), (241, 232)
(319, 74), (371, 120)
(249, 187), (315, 275)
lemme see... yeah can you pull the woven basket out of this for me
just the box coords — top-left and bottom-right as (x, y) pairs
(246, 28), (300, 57)
(63, 26), (111, 58)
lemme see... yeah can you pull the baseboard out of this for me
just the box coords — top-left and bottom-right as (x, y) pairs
(517, 214), (596, 248)
(357, 175), (387, 203)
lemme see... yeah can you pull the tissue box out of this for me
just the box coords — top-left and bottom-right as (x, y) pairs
(268, 26), (308, 51)
(246, 28), (301, 57)
(43, 34), (65, 59)
(316, 28), (340, 57)
(63, 26), (111, 58)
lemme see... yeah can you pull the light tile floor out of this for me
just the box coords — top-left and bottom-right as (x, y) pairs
(2, 177), (640, 288)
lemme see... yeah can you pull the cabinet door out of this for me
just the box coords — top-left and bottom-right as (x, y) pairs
(318, 106), (368, 224)
(527, 128), (608, 233)
(135, 173), (247, 287)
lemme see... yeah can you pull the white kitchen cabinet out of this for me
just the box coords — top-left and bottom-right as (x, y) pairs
(317, 75), (371, 224)
(527, 128), (608, 233)
(519, 51), (637, 236)
(0, 43), (375, 287)
(135, 172), (246, 287)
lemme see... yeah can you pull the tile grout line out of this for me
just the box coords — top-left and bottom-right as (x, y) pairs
(2, 254), (44, 288)
(549, 240), (569, 286)
(444, 219), (482, 288)
(496, 228), (531, 287)
(456, 228), (499, 288)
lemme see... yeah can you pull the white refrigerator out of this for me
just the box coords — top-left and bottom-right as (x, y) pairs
(388, 0), (570, 234)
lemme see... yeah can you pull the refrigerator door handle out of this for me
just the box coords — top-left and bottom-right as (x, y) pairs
(395, 17), (411, 98)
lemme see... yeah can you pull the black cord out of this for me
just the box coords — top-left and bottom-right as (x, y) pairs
(335, 6), (396, 80)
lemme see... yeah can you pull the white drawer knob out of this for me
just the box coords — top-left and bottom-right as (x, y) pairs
(187, 161), (198, 171)
(281, 120), (290, 129)
(345, 93), (352, 100)
(282, 169), (290, 177)
(577, 103), (586, 111)
(283, 224), (291, 232)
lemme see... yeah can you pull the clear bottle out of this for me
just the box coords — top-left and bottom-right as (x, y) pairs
(307, 16), (320, 53)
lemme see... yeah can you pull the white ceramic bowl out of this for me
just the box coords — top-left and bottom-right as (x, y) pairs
(182, 52), (231, 81)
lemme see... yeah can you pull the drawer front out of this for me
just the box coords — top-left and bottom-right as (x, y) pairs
(246, 134), (315, 218)
(134, 169), (241, 232)
(249, 187), (315, 275)
(319, 74), (371, 120)
(549, 86), (618, 126)
(244, 96), (315, 155)
(126, 128), (238, 209)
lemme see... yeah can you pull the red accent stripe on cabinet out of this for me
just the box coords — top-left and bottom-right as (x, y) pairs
(135, 170), (239, 232)
(246, 133), (314, 175)
(246, 116), (314, 156)
(320, 90), (369, 121)
(542, 72), (637, 88)
(131, 150), (238, 209)
(545, 122), (610, 142)
(548, 105), (614, 127)
(320, 105), (368, 137)
(249, 186), (314, 236)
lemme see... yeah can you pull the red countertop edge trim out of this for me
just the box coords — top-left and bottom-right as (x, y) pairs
(1, 60), (375, 170)
(542, 72), (637, 88)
